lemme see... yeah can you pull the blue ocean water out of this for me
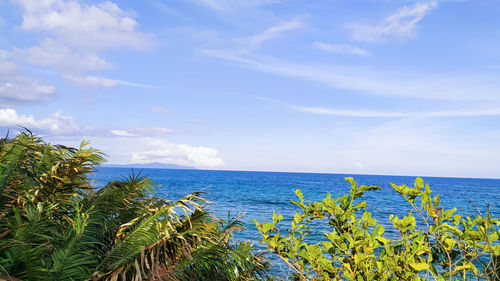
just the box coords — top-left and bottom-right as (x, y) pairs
(91, 168), (500, 277)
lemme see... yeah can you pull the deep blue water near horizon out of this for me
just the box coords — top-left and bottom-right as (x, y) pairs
(91, 168), (500, 278)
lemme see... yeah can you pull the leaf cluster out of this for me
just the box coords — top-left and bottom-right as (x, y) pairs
(255, 177), (500, 280)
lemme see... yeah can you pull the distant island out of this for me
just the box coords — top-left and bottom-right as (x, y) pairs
(103, 162), (196, 170)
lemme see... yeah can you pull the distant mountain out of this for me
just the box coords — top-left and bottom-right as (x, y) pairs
(103, 162), (196, 170)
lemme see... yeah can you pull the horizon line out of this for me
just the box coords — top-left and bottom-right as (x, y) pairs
(101, 164), (500, 181)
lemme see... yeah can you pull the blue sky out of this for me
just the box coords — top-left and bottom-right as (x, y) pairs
(1, 0), (500, 178)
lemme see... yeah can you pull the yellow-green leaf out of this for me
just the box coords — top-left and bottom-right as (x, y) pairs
(410, 263), (429, 271)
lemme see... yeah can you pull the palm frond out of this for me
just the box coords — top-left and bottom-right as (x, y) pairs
(1, 130), (270, 281)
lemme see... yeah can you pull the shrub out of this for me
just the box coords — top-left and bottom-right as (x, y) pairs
(255, 177), (500, 280)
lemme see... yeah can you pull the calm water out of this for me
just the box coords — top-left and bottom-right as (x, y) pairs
(91, 168), (500, 277)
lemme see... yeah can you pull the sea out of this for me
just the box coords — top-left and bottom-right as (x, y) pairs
(91, 168), (500, 278)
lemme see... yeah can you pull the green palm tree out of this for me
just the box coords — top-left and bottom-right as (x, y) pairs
(0, 130), (270, 281)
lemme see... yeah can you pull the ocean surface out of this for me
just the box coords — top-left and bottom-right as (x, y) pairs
(91, 168), (500, 277)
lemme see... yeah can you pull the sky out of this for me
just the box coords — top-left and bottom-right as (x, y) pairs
(1, 0), (500, 178)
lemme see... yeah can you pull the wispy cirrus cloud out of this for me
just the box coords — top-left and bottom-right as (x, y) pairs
(200, 17), (305, 54)
(239, 17), (305, 52)
(150, 106), (170, 114)
(294, 106), (500, 118)
(313, 42), (370, 56)
(203, 50), (500, 101)
(63, 75), (156, 89)
(254, 95), (500, 118)
(185, 0), (280, 11)
(110, 130), (138, 137)
(195, 17), (498, 103)
(346, 1), (437, 43)
(110, 128), (173, 137)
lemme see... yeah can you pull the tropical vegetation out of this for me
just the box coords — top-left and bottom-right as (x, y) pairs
(0, 131), (269, 281)
(1, 130), (499, 281)
(255, 177), (500, 280)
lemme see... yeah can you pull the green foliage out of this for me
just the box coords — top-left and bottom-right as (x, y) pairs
(255, 177), (500, 280)
(0, 131), (269, 281)
(3, 130), (499, 281)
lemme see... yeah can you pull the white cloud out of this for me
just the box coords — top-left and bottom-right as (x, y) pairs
(150, 106), (170, 114)
(13, 38), (113, 72)
(0, 107), (218, 168)
(110, 129), (137, 137)
(2, 1), (155, 96)
(0, 57), (55, 105)
(203, 50), (500, 101)
(347, 2), (437, 43)
(136, 128), (174, 135)
(353, 162), (363, 169)
(88, 136), (225, 168)
(255, 96), (500, 118)
(64, 75), (116, 88)
(131, 138), (225, 168)
(313, 42), (369, 56)
(0, 108), (79, 134)
(295, 106), (411, 117)
(332, 117), (500, 178)
(15, 0), (154, 50)
(64, 75), (156, 89)
(239, 17), (304, 52)
(186, 0), (280, 11)
(53, 135), (225, 169)
(202, 17), (305, 54)
(110, 128), (174, 137)
(294, 106), (500, 118)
